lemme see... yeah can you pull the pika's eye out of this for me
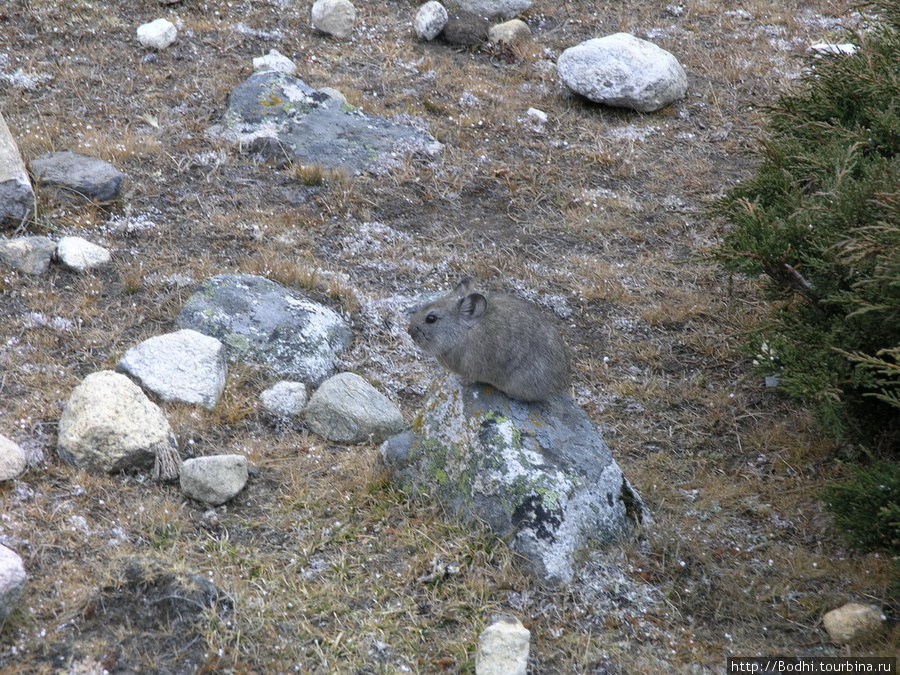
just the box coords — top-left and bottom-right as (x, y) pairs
(425, 313), (437, 324)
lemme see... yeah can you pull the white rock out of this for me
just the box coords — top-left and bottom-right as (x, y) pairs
(56, 236), (111, 272)
(488, 18), (531, 46)
(414, 1), (448, 41)
(137, 18), (178, 49)
(526, 107), (547, 124)
(0, 435), (27, 481)
(557, 33), (687, 113)
(302, 372), (404, 444)
(260, 381), (309, 417)
(180, 455), (249, 506)
(809, 42), (858, 56)
(0, 544), (27, 625)
(476, 615), (530, 675)
(57, 370), (178, 474)
(0, 112), (35, 224)
(117, 329), (227, 410)
(823, 603), (885, 644)
(311, 0), (357, 39)
(253, 49), (297, 75)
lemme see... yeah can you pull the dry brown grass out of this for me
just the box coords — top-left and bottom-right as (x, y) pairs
(1, 0), (897, 672)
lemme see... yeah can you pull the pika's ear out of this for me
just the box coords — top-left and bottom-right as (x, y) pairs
(458, 292), (487, 325)
(454, 276), (476, 296)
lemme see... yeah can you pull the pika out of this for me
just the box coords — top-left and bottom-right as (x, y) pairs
(408, 277), (571, 401)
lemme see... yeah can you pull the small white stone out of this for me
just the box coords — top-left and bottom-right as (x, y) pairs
(253, 49), (297, 74)
(823, 603), (885, 644)
(414, 1), (448, 41)
(56, 236), (111, 272)
(526, 108), (547, 124)
(809, 42), (858, 56)
(137, 18), (178, 49)
(488, 18), (531, 46)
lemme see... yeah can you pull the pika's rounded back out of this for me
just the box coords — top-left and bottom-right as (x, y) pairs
(408, 278), (571, 401)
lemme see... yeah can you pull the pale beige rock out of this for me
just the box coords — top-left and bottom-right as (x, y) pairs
(0, 435), (27, 481)
(823, 602), (885, 644)
(311, 0), (356, 39)
(476, 615), (530, 675)
(489, 19), (531, 46)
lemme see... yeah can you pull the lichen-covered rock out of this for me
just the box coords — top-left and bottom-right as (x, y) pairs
(414, 1), (448, 40)
(176, 274), (352, 386)
(209, 71), (441, 175)
(380, 371), (644, 585)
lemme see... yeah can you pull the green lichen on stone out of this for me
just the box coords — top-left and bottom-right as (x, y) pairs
(223, 333), (252, 353)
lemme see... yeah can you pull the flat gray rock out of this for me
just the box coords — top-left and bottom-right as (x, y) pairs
(0, 236), (57, 275)
(209, 71), (441, 174)
(118, 329), (228, 410)
(28, 150), (124, 203)
(380, 371), (644, 586)
(557, 33), (687, 113)
(0, 113), (34, 224)
(303, 372), (405, 444)
(176, 274), (352, 385)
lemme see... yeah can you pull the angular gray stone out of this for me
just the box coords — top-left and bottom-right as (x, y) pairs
(180, 455), (249, 506)
(56, 236), (111, 272)
(0, 236), (57, 275)
(454, 0), (530, 20)
(0, 544), (26, 626)
(0, 435), (27, 481)
(380, 371), (644, 586)
(117, 329), (228, 410)
(311, 0), (356, 39)
(177, 274), (352, 386)
(28, 150), (124, 203)
(208, 71), (441, 175)
(476, 615), (530, 675)
(57, 370), (178, 474)
(414, 1), (448, 40)
(260, 381), (309, 417)
(303, 372), (405, 444)
(0, 113), (34, 224)
(557, 33), (687, 113)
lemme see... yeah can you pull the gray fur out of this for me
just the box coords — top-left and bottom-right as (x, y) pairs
(408, 278), (572, 401)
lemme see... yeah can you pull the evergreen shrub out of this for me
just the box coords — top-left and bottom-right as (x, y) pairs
(714, 1), (900, 554)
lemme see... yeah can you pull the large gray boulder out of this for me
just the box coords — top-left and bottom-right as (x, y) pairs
(302, 372), (405, 444)
(28, 150), (124, 203)
(118, 329), (227, 410)
(0, 544), (26, 626)
(208, 71), (441, 174)
(57, 370), (179, 475)
(557, 33), (687, 113)
(380, 372), (644, 586)
(177, 274), (352, 386)
(0, 113), (34, 224)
